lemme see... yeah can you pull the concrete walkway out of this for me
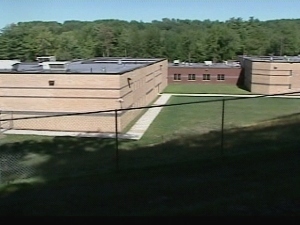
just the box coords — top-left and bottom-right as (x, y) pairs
(125, 94), (172, 140)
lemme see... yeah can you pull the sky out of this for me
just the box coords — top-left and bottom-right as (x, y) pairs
(1, 0), (300, 29)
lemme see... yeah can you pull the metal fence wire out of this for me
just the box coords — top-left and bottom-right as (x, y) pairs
(1, 90), (300, 185)
(0, 151), (36, 183)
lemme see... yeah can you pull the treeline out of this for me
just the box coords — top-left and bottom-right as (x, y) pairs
(1, 17), (300, 62)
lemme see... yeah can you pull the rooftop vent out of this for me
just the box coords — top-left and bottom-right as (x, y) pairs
(0, 60), (21, 70)
(36, 56), (56, 63)
(173, 60), (180, 66)
(41, 61), (68, 71)
(204, 61), (213, 66)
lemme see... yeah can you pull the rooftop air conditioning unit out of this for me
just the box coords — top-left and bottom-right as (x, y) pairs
(173, 60), (180, 65)
(42, 61), (68, 71)
(36, 56), (56, 63)
(0, 60), (21, 70)
(204, 61), (213, 66)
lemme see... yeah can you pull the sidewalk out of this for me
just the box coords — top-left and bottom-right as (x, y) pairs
(125, 94), (172, 140)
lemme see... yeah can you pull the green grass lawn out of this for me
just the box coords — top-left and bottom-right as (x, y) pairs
(0, 96), (300, 215)
(163, 83), (251, 94)
(138, 96), (300, 145)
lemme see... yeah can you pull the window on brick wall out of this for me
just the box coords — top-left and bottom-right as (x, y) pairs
(173, 74), (181, 81)
(48, 80), (55, 86)
(188, 74), (196, 81)
(203, 74), (210, 81)
(217, 74), (225, 81)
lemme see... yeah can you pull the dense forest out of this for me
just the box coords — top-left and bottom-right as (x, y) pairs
(1, 17), (300, 62)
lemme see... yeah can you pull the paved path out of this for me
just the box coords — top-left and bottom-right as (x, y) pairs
(125, 94), (172, 140)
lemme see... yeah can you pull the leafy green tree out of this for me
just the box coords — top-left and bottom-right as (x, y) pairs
(1, 18), (300, 62)
(54, 31), (81, 60)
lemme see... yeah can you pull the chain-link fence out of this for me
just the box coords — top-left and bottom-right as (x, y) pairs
(1, 91), (300, 185)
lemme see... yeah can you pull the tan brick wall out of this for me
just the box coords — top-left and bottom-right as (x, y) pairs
(268, 85), (291, 94)
(269, 76), (290, 85)
(291, 70), (300, 88)
(0, 97), (120, 112)
(253, 62), (271, 70)
(0, 74), (120, 89)
(244, 60), (300, 94)
(251, 74), (270, 84)
(250, 83), (270, 94)
(0, 88), (120, 98)
(0, 59), (168, 133)
(0, 73), (121, 112)
(251, 69), (290, 76)
(6, 112), (118, 133)
(119, 59), (168, 130)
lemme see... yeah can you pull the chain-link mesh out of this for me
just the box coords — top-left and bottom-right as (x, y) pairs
(0, 151), (36, 183)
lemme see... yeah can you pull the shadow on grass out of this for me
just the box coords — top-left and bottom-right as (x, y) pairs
(0, 137), (121, 184)
(0, 113), (299, 215)
(119, 112), (300, 170)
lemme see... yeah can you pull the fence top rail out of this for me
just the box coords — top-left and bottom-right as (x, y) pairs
(1, 91), (300, 122)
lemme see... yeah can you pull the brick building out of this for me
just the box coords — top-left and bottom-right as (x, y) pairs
(0, 57), (168, 133)
(168, 61), (242, 85)
(239, 55), (300, 94)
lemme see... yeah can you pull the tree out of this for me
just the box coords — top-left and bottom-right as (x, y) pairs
(54, 31), (81, 60)
(94, 24), (116, 57)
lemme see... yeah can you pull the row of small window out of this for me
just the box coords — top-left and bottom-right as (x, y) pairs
(173, 74), (225, 81)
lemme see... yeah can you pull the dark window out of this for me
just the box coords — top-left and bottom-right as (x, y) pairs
(188, 74), (196, 81)
(173, 74), (181, 81)
(203, 74), (210, 81)
(217, 74), (225, 81)
(48, 80), (55, 86)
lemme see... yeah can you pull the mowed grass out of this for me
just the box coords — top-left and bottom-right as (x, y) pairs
(0, 96), (300, 215)
(163, 83), (251, 94)
(138, 96), (300, 145)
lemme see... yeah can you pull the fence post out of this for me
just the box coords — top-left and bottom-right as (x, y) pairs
(114, 109), (119, 172)
(0, 159), (2, 185)
(221, 98), (225, 156)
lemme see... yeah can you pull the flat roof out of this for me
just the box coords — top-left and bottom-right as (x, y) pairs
(240, 55), (300, 63)
(0, 58), (165, 74)
(168, 62), (241, 68)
